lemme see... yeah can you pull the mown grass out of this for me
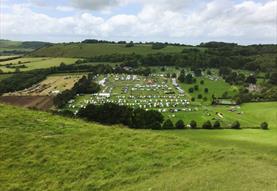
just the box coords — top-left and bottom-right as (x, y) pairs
(30, 43), (187, 58)
(0, 57), (77, 72)
(0, 104), (277, 191)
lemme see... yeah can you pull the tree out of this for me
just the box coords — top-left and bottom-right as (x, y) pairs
(231, 121), (241, 129)
(204, 88), (209, 93)
(172, 73), (177, 78)
(184, 74), (194, 84)
(269, 72), (277, 85)
(194, 85), (199, 91)
(162, 119), (174, 129)
(245, 75), (257, 84)
(126, 41), (134, 47)
(200, 80), (204, 85)
(191, 97), (195, 102)
(175, 120), (185, 129)
(202, 120), (212, 129)
(213, 121), (221, 129)
(197, 94), (203, 99)
(189, 87), (194, 93)
(190, 120), (197, 129)
(260, 122), (269, 130)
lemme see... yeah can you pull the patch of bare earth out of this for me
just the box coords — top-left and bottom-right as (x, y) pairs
(0, 96), (54, 110)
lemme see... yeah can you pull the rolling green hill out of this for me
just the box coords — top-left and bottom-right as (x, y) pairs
(0, 103), (277, 191)
(0, 39), (51, 53)
(30, 43), (186, 58)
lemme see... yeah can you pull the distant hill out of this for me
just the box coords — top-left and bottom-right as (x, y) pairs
(29, 43), (188, 58)
(0, 39), (52, 54)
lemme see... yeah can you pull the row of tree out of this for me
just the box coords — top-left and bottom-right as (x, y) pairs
(78, 103), (164, 129)
(54, 76), (100, 108)
(161, 119), (269, 130)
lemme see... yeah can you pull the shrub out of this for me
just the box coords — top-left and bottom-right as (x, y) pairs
(200, 80), (204, 85)
(231, 121), (241, 129)
(189, 88), (194, 93)
(194, 85), (199, 91)
(175, 120), (185, 129)
(204, 88), (209, 93)
(202, 120), (212, 129)
(260, 122), (269, 130)
(213, 121), (221, 129)
(203, 97), (208, 102)
(197, 94), (203, 99)
(190, 120), (197, 129)
(191, 97), (195, 102)
(162, 119), (174, 129)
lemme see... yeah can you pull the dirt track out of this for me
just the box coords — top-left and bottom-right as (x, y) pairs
(0, 96), (54, 110)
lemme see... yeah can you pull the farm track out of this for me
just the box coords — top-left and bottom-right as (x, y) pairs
(0, 96), (54, 110)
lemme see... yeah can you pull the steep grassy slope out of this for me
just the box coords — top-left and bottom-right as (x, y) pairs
(30, 43), (186, 58)
(0, 104), (277, 191)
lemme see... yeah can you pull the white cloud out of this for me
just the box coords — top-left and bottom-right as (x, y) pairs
(56, 6), (75, 12)
(70, 0), (121, 10)
(1, 0), (276, 44)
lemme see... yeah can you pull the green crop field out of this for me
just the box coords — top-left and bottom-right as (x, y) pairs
(0, 57), (78, 72)
(0, 104), (276, 191)
(0, 74), (12, 81)
(30, 43), (188, 58)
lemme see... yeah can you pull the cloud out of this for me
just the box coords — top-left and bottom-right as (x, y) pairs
(1, 0), (276, 44)
(70, 0), (121, 10)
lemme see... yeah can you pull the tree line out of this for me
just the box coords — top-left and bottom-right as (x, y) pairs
(77, 103), (164, 129)
(54, 75), (100, 108)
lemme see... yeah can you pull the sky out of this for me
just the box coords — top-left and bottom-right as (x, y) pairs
(0, 0), (277, 45)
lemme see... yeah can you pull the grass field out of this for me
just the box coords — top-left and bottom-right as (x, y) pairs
(4, 74), (82, 96)
(0, 104), (276, 191)
(0, 57), (78, 72)
(30, 43), (187, 58)
(165, 102), (277, 128)
(0, 74), (12, 81)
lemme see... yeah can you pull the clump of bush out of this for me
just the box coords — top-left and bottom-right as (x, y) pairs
(260, 122), (269, 130)
(162, 119), (174, 130)
(231, 121), (241, 129)
(175, 120), (185, 129)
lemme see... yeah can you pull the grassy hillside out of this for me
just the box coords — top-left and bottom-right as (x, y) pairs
(0, 40), (50, 52)
(0, 57), (77, 72)
(30, 43), (186, 58)
(1, 104), (277, 190)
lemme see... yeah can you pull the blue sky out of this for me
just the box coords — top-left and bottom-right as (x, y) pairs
(1, 0), (276, 44)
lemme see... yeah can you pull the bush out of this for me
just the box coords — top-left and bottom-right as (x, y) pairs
(162, 119), (174, 129)
(204, 88), (209, 93)
(191, 97), (195, 102)
(175, 120), (185, 129)
(189, 88), (194, 93)
(213, 121), (221, 129)
(197, 94), (203, 99)
(190, 120), (197, 129)
(200, 80), (204, 85)
(231, 121), (241, 129)
(202, 120), (212, 129)
(260, 122), (269, 130)
(194, 85), (199, 91)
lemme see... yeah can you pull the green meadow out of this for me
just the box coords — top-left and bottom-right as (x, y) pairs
(30, 43), (187, 58)
(0, 103), (276, 191)
(0, 57), (78, 72)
